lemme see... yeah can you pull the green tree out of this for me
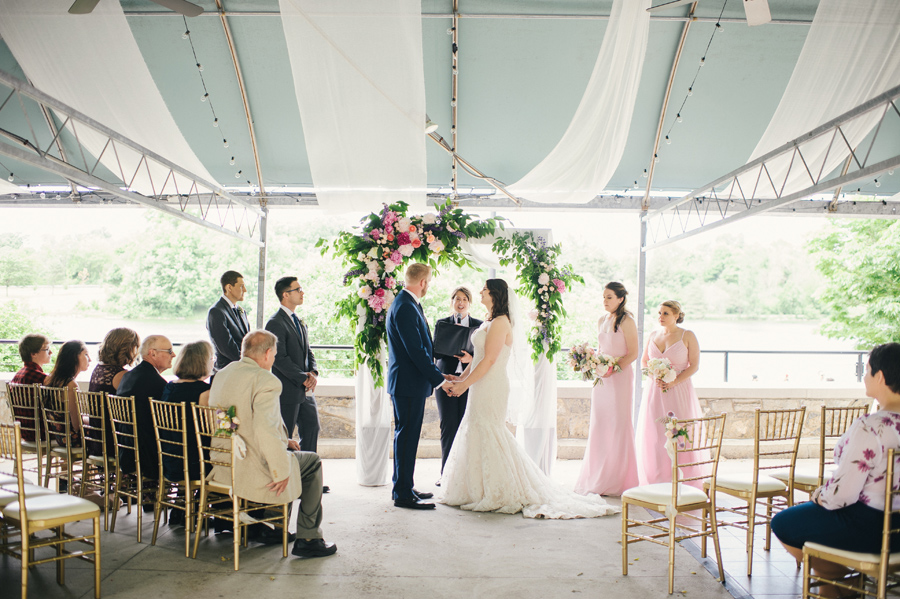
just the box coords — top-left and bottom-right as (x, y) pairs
(808, 219), (900, 347)
(0, 233), (36, 293)
(0, 301), (48, 372)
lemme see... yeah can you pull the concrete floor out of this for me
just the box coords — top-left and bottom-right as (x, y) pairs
(0, 458), (811, 599)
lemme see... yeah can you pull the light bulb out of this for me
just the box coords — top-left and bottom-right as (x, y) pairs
(450, 100), (456, 107)
(665, 135), (671, 145)
(688, 87), (693, 96)
(875, 179), (881, 188)
(642, 169), (648, 178)
(201, 93), (208, 102)
(223, 139), (229, 148)
(7, 173), (12, 182)
(235, 170), (242, 179)
(55, 194), (61, 200)
(447, 27), (454, 35)
(715, 22), (723, 32)
(633, 181), (639, 189)
(676, 113), (682, 123)
(213, 118), (219, 127)
(654, 154), (659, 164)
(229, 156), (235, 165)
(182, 30), (190, 39)
(700, 57), (705, 66)
(197, 63), (203, 72)
(889, 169), (895, 176)
(40, 192), (46, 199)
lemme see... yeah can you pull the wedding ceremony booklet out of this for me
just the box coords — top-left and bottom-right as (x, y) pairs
(433, 321), (477, 360)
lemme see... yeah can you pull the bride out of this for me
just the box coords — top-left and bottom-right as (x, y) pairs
(440, 278), (619, 519)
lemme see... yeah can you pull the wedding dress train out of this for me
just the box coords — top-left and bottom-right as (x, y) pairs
(439, 323), (619, 519)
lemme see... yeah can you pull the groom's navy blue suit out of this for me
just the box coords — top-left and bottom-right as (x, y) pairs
(386, 288), (446, 501)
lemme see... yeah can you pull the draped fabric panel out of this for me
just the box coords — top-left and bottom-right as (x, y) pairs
(280, 0), (427, 212)
(355, 355), (392, 486)
(743, 0), (900, 197)
(516, 354), (558, 476)
(507, 0), (651, 204)
(0, 0), (218, 195)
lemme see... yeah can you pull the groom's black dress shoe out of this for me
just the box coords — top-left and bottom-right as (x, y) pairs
(413, 489), (433, 500)
(394, 497), (436, 510)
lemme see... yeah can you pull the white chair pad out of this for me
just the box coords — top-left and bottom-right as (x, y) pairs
(805, 542), (900, 566)
(20, 440), (39, 450)
(716, 473), (787, 493)
(623, 483), (709, 506)
(50, 445), (84, 457)
(0, 483), (57, 507)
(3, 493), (100, 521)
(770, 467), (817, 486)
(0, 474), (18, 485)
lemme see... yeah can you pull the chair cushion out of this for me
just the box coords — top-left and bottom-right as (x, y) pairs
(622, 483), (709, 507)
(805, 542), (900, 566)
(0, 483), (57, 507)
(716, 473), (787, 493)
(3, 493), (100, 521)
(50, 446), (84, 457)
(0, 474), (18, 485)
(770, 466), (836, 486)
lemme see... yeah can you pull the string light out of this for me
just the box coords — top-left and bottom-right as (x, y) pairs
(196, 63), (203, 72)
(201, 93), (208, 102)
(223, 139), (229, 148)
(875, 179), (881, 188)
(700, 57), (706, 66)
(676, 113), (682, 123)
(687, 86), (693, 96)
(182, 29), (190, 39)
(235, 170), (242, 179)
(39, 192), (46, 199)
(213, 118), (218, 127)
(6, 173), (12, 182)
(642, 169), (648, 178)
(230, 156), (235, 165)
(665, 135), (671, 144)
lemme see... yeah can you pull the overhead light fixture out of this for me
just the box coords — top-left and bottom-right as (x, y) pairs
(425, 118), (439, 134)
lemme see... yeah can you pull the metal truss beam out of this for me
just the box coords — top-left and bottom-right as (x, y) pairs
(0, 70), (263, 246)
(642, 84), (900, 250)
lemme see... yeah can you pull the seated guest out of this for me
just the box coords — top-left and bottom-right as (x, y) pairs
(11, 333), (52, 442)
(116, 335), (175, 510)
(772, 343), (900, 598)
(43, 340), (91, 447)
(208, 330), (336, 558)
(160, 340), (213, 482)
(90, 327), (140, 394)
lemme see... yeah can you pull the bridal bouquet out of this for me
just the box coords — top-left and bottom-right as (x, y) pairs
(642, 357), (677, 392)
(214, 406), (240, 437)
(568, 343), (621, 387)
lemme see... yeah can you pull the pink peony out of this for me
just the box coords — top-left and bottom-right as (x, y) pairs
(390, 250), (402, 264)
(370, 228), (381, 239)
(385, 276), (396, 289)
(397, 232), (410, 245)
(552, 278), (566, 293)
(374, 288), (385, 297)
(367, 294), (385, 312)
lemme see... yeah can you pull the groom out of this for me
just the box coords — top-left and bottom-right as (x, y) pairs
(386, 263), (449, 510)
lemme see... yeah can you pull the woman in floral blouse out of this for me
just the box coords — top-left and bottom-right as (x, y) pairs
(772, 342), (900, 597)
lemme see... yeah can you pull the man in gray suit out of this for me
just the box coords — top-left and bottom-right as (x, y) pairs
(207, 270), (250, 373)
(265, 276), (320, 454)
(208, 330), (336, 558)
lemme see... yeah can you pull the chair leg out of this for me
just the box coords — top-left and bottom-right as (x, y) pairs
(621, 502), (629, 576)
(765, 498), (773, 551)
(747, 498), (757, 577)
(192, 487), (207, 559)
(709, 506), (725, 583)
(56, 525), (65, 584)
(109, 469), (121, 533)
(701, 506), (708, 558)
(151, 485), (163, 546)
(93, 515), (101, 599)
(282, 503), (289, 558)
(20, 523), (29, 599)
(668, 513), (676, 595)
(233, 498), (240, 571)
(802, 553), (810, 599)
(184, 485), (192, 558)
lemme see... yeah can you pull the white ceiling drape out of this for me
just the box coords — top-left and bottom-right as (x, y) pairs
(0, 0), (218, 195)
(743, 0), (900, 198)
(280, 0), (428, 212)
(507, 0), (651, 204)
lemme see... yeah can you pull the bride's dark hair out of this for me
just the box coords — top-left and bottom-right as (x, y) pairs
(485, 279), (510, 321)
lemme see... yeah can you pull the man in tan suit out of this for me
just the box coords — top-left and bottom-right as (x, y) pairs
(208, 329), (336, 558)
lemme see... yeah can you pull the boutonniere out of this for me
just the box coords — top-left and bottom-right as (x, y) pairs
(236, 306), (245, 315)
(297, 316), (306, 327)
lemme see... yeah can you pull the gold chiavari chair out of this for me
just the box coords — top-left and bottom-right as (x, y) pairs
(0, 422), (101, 599)
(150, 399), (201, 557)
(5, 383), (49, 486)
(622, 413), (728, 595)
(40, 386), (86, 495)
(106, 394), (156, 541)
(191, 404), (290, 569)
(773, 405), (868, 499)
(803, 448), (900, 599)
(77, 390), (114, 530)
(710, 406), (806, 576)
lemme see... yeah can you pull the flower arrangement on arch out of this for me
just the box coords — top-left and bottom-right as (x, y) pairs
(567, 342), (621, 387)
(317, 199), (501, 387)
(492, 231), (584, 362)
(215, 406), (240, 437)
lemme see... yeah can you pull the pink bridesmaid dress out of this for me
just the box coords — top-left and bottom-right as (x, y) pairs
(574, 326), (639, 496)
(635, 333), (708, 487)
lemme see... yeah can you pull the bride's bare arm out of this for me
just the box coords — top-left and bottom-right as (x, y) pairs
(447, 317), (511, 396)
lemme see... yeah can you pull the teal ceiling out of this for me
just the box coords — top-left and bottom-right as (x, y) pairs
(1, 0), (897, 196)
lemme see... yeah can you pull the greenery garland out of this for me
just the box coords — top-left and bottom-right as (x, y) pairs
(316, 199), (501, 386)
(492, 231), (584, 362)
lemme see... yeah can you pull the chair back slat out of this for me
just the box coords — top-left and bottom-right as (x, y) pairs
(0, 422), (27, 521)
(671, 413), (727, 489)
(150, 399), (189, 480)
(192, 404), (233, 481)
(754, 407), (807, 477)
(77, 390), (108, 459)
(6, 382), (44, 443)
(819, 405), (868, 485)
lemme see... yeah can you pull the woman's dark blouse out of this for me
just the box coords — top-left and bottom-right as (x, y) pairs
(160, 380), (210, 481)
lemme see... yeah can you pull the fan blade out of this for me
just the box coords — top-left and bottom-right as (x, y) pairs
(68, 0), (101, 14)
(647, 0), (694, 12)
(151, 0), (203, 17)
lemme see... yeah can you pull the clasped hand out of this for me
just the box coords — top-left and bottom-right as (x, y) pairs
(444, 376), (468, 397)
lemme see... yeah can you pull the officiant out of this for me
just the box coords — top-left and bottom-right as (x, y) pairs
(433, 286), (483, 485)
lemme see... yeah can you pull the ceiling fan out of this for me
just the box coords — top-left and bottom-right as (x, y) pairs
(69, 0), (203, 17)
(647, 0), (771, 27)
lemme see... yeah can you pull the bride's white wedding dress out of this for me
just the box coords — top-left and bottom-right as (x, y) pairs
(439, 322), (619, 519)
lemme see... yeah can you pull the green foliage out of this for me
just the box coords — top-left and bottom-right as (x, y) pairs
(0, 233), (37, 290)
(0, 301), (48, 372)
(492, 231), (584, 362)
(807, 219), (900, 348)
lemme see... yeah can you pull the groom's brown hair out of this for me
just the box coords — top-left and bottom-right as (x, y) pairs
(405, 263), (431, 285)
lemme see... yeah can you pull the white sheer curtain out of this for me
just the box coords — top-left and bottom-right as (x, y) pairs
(279, 0), (427, 212)
(0, 181), (21, 195)
(743, 0), (900, 197)
(507, 0), (651, 204)
(355, 354), (392, 486)
(0, 0), (217, 195)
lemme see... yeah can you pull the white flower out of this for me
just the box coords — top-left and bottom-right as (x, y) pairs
(357, 252), (366, 261)
(409, 232), (419, 241)
(537, 272), (550, 285)
(422, 213), (436, 225)
(398, 217), (411, 231)
(384, 289), (395, 305)
(367, 247), (379, 259)
(399, 244), (414, 257)
(358, 286), (372, 299)
(364, 270), (379, 282)
(428, 239), (445, 253)
(384, 260), (398, 273)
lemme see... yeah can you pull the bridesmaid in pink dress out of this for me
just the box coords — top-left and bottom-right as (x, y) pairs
(574, 282), (640, 496)
(635, 300), (708, 486)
